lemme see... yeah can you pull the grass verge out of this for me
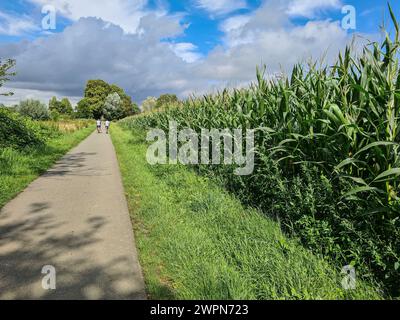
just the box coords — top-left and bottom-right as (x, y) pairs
(111, 124), (383, 300)
(0, 125), (94, 209)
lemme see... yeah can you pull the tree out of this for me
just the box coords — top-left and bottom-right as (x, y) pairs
(76, 98), (93, 119)
(131, 102), (140, 115)
(0, 59), (16, 96)
(104, 93), (123, 120)
(155, 94), (178, 109)
(141, 96), (157, 112)
(49, 97), (59, 112)
(17, 99), (50, 120)
(49, 97), (73, 115)
(84, 80), (111, 119)
(109, 84), (140, 118)
(77, 79), (140, 119)
(60, 98), (73, 114)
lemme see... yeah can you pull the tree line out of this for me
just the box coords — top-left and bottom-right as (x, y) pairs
(2, 58), (181, 121)
(1, 76), (141, 121)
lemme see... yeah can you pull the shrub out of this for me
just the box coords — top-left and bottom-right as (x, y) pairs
(0, 107), (45, 149)
(17, 99), (50, 120)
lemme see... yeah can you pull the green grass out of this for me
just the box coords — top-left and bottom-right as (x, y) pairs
(111, 124), (382, 300)
(0, 125), (94, 209)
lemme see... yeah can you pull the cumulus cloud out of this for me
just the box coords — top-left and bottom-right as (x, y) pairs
(287, 0), (342, 18)
(170, 43), (203, 63)
(0, 0), (362, 105)
(0, 12), (39, 36)
(0, 16), (205, 103)
(204, 20), (348, 83)
(194, 0), (248, 16)
(220, 15), (251, 33)
(0, 86), (81, 106)
(212, 0), (349, 80)
(27, 0), (153, 33)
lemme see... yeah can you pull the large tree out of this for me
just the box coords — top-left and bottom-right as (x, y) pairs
(76, 98), (93, 119)
(76, 80), (139, 119)
(49, 97), (73, 115)
(85, 79), (111, 118)
(61, 98), (73, 114)
(109, 84), (139, 118)
(104, 93), (123, 120)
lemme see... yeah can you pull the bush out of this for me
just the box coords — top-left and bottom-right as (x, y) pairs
(0, 107), (45, 149)
(17, 99), (50, 120)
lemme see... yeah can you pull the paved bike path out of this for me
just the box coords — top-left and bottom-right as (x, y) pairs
(0, 130), (146, 300)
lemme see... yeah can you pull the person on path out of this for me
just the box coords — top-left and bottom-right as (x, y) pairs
(97, 119), (102, 133)
(105, 120), (111, 134)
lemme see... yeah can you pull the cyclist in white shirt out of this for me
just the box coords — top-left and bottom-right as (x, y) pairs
(105, 120), (110, 134)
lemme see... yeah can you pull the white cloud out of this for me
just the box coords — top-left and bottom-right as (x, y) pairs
(203, 0), (352, 85)
(198, 20), (348, 82)
(170, 43), (203, 63)
(0, 12), (39, 36)
(27, 0), (156, 33)
(219, 0), (289, 48)
(195, 0), (247, 16)
(219, 15), (253, 47)
(287, 0), (342, 18)
(220, 15), (251, 33)
(0, 86), (81, 106)
(0, 16), (202, 103)
(0, 0), (370, 105)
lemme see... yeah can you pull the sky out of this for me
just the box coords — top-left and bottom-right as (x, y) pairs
(0, 0), (399, 105)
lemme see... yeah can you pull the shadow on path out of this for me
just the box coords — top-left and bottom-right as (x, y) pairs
(0, 201), (144, 299)
(0, 132), (146, 300)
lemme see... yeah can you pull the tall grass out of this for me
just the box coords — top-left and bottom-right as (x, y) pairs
(39, 119), (94, 134)
(121, 8), (400, 297)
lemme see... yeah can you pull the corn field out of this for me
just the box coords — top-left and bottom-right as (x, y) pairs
(121, 9), (400, 297)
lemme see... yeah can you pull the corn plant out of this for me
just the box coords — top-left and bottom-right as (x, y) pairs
(120, 5), (400, 297)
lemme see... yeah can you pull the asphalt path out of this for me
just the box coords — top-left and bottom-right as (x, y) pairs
(0, 130), (146, 300)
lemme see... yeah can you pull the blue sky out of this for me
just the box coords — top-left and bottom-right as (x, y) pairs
(1, 1), (398, 52)
(0, 0), (399, 104)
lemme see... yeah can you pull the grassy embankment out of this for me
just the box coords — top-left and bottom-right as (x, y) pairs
(0, 119), (94, 208)
(112, 10), (400, 298)
(111, 125), (382, 300)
